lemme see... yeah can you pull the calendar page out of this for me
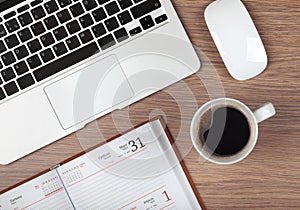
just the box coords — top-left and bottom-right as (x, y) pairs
(0, 118), (204, 210)
(0, 170), (73, 210)
(56, 119), (202, 209)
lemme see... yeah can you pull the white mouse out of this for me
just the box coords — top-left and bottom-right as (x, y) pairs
(205, 0), (268, 80)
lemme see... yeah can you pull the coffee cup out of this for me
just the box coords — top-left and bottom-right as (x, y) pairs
(190, 98), (276, 165)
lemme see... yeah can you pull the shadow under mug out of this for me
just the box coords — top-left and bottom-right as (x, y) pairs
(190, 98), (276, 165)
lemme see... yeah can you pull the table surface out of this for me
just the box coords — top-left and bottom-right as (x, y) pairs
(1, 0), (299, 209)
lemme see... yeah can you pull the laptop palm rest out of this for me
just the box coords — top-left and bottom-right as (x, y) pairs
(44, 55), (134, 130)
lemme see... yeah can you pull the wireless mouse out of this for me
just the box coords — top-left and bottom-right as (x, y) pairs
(204, 0), (268, 80)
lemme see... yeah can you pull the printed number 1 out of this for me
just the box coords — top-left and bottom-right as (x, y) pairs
(128, 138), (145, 152)
(162, 190), (172, 202)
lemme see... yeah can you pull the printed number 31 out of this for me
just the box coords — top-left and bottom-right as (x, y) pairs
(128, 137), (145, 152)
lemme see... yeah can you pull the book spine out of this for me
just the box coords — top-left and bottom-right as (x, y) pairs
(50, 164), (61, 171)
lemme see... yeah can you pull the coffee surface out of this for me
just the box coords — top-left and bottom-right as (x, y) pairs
(202, 107), (250, 156)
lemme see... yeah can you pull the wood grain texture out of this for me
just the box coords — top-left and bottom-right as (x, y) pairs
(0, 0), (299, 209)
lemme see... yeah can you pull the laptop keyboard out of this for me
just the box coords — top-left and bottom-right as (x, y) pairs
(0, 0), (168, 101)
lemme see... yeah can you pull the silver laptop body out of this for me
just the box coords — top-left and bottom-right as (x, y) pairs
(0, 0), (200, 164)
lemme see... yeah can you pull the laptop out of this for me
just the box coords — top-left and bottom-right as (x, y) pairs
(0, 0), (200, 164)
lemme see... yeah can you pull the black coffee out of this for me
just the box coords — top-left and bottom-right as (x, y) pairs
(202, 107), (250, 156)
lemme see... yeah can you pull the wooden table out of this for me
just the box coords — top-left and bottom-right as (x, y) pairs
(1, 0), (299, 209)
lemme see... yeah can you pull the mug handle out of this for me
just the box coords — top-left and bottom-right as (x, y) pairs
(252, 103), (276, 123)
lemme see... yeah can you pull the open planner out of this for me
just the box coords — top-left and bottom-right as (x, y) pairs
(0, 117), (205, 210)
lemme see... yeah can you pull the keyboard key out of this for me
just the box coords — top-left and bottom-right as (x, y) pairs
(31, 22), (46, 36)
(57, 9), (71, 24)
(70, 3), (84, 17)
(0, 88), (5, 100)
(129, 26), (141, 36)
(44, 15), (59, 30)
(0, 25), (7, 38)
(98, 34), (116, 50)
(40, 33), (55, 47)
(33, 42), (99, 82)
(4, 11), (16, 20)
(104, 17), (119, 31)
(31, 6), (46, 20)
(98, 0), (110, 4)
(44, 0), (59, 14)
(79, 29), (93, 44)
(17, 5), (30, 13)
(27, 39), (42, 53)
(114, 27), (129, 42)
(53, 42), (68, 56)
(92, 23), (106, 37)
(83, 0), (97, 11)
(53, 26), (68, 41)
(155, 14), (168, 24)
(66, 20), (81, 34)
(92, 7), (107, 22)
(1, 52), (16, 66)
(5, 18), (20, 33)
(1, 67), (16, 82)
(18, 28), (33, 42)
(27, 54), (42, 69)
(140, 15), (154, 30)
(130, 0), (161, 19)
(79, 14), (94, 28)
(117, 0), (132, 9)
(18, 12), (33, 27)
(31, 0), (43, 7)
(14, 45), (29, 60)
(5, 34), (20, 49)
(66, 35), (81, 50)
(40, 48), (55, 63)
(0, 40), (6, 54)
(117, 10), (132, 25)
(0, 62), (2, 69)
(58, 0), (72, 8)
(17, 73), (35, 90)
(14, 61), (29, 75)
(105, 1), (120, 16)
(4, 81), (19, 96)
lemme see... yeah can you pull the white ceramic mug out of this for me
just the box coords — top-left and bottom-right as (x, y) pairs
(190, 98), (276, 165)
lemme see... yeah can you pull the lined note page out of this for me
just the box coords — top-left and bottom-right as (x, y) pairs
(57, 119), (202, 209)
(0, 170), (74, 210)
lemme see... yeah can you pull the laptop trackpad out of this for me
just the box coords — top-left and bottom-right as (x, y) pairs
(44, 55), (134, 130)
